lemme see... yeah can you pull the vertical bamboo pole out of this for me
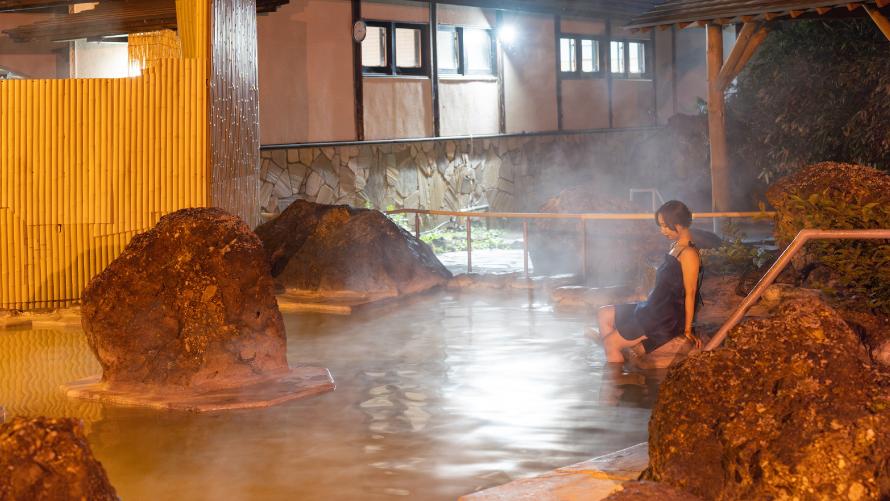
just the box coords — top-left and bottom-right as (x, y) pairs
(466, 216), (472, 273)
(706, 24), (729, 229)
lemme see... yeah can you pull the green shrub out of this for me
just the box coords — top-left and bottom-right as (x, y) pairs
(780, 191), (890, 313)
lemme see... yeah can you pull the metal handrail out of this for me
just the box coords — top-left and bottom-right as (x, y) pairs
(704, 228), (890, 351)
(388, 208), (773, 275)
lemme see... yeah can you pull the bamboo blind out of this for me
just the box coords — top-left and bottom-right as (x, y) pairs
(0, 0), (211, 310)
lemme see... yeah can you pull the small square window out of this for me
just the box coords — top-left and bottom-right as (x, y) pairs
(628, 41), (646, 75)
(464, 29), (493, 74)
(581, 39), (599, 73)
(395, 27), (422, 69)
(362, 26), (388, 68)
(437, 28), (460, 72)
(610, 41), (625, 74)
(560, 37), (576, 73)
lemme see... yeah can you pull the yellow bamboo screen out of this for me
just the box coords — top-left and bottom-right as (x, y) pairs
(128, 30), (183, 72)
(0, 0), (211, 310)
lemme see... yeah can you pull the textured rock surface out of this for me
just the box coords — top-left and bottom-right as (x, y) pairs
(604, 481), (703, 501)
(643, 293), (890, 500)
(767, 162), (890, 243)
(0, 416), (118, 500)
(256, 200), (451, 296)
(81, 208), (288, 389)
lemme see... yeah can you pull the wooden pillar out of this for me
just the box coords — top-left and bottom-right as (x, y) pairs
(865, 5), (890, 41)
(706, 24), (730, 215)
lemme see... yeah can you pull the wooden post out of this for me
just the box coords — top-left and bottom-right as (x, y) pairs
(414, 213), (421, 238)
(581, 221), (588, 282)
(706, 24), (730, 223)
(466, 216), (472, 273)
(522, 221), (529, 278)
(865, 5), (890, 41)
(352, 0), (364, 141)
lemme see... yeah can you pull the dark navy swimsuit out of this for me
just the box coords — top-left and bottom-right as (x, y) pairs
(614, 245), (703, 353)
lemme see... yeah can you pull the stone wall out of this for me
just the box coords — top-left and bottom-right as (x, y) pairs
(258, 127), (707, 227)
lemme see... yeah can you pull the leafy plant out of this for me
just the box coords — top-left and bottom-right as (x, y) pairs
(700, 221), (766, 275)
(725, 19), (890, 205)
(781, 190), (890, 313)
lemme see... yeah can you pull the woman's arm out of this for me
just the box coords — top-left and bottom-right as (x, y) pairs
(678, 249), (701, 349)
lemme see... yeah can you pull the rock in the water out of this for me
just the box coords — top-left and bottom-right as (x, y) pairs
(0, 416), (118, 500)
(604, 481), (703, 501)
(81, 208), (288, 389)
(255, 200), (451, 296)
(529, 188), (663, 286)
(643, 293), (890, 500)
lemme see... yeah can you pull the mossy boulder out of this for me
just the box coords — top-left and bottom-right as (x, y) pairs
(643, 292), (890, 500)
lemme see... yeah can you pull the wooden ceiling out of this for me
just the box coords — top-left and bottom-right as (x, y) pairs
(1, 0), (289, 42)
(627, 0), (890, 30)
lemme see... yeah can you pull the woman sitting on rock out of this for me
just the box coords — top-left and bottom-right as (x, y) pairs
(595, 200), (703, 363)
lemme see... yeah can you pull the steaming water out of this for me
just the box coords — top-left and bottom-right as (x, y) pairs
(0, 290), (659, 500)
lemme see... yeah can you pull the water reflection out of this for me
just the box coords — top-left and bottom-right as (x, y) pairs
(0, 291), (655, 500)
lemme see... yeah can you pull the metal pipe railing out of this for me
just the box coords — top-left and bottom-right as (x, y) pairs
(704, 228), (890, 351)
(389, 208), (772, 279)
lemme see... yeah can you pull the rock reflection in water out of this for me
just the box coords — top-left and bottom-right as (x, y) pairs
(0, 291), (652, 500)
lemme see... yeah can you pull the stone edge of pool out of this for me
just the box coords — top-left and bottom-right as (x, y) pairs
(458, 442), (648, 501)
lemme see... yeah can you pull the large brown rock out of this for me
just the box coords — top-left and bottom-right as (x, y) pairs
(255, 200), (451, 296)
(766, 161), (890, 246)
(81, 208), (288, 389)
(643, 292), (890, 500)
(0, 416), (118, 500)
(604, 481), (703, 501)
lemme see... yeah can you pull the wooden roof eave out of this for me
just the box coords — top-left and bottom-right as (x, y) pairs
(625, 0), (886, 30)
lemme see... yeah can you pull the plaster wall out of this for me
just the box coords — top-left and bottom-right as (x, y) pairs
(0, 13), (64, 78)
(674, 27), (707, 115)
(612, 79), (655, 128)
(438, 4), (493, 27)
(654, 28), (674, 125)
(561, 79), (609, 130)
(438, 79), (499, 136)
(257, 0), (355, 144)
(363, 77), (433, 139)
(362, 0), (428, 23)
(559, 17), (605, 36)
(503, 11), (557, 133)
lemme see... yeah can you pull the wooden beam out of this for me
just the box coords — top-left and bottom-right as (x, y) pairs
(847, 3), (861, 11)
(706, 24), (730, 215)
(741, 15), (755, 22)
(879, 0), (890, 8)
(816, 6), (833, 15)
(717, 24), (768, 90)
(716, 22), (758, 90)
(789, 10), (805, 18)
(865, 5), (890, 41)
(695, 20), (708, 27)
(351, 0), (364, 141)
(763, 11), (783, 20)
(678, 21), (692, 29)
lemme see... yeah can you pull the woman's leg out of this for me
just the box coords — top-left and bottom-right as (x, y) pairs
(603, 332), (647, 364)
(595, 305), (616, 342)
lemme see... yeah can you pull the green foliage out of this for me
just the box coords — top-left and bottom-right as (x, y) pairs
(726, 19), (890, 199)
(783, 190), (890, 313)
(700, 221), (772, 275)
(420, 224), (513, 254)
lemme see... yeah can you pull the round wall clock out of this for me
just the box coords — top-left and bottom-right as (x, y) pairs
(353, 20), (367, 43)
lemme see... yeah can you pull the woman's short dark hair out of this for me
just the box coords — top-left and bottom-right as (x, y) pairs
(655, 200), (692, 230)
